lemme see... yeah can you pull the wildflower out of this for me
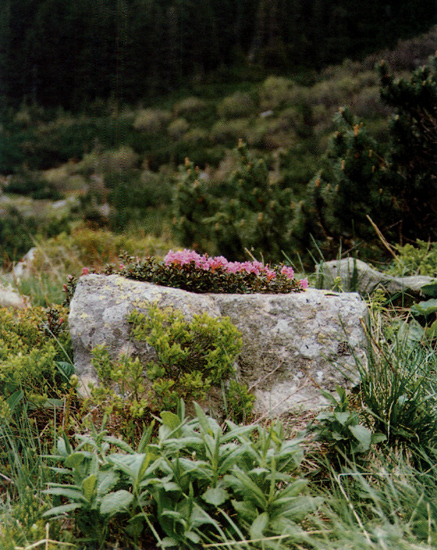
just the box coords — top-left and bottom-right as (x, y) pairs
(300, 278), (309, 289)
(280, 265), (295, 279)
(82, 267), (89, 276)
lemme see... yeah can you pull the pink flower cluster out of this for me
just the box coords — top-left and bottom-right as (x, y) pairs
(164, 249), (309, 288)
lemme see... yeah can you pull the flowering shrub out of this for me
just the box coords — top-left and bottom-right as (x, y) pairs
(63, 249), (308, 305)
(116, 248), (308, 294)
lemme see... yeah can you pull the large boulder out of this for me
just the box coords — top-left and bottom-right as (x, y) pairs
(317, 258), (434, 296)
(69, 274), (368, 415)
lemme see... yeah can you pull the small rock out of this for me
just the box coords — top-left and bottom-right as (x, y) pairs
(0, 281), (29, 308)
(317, 258), (435, 296)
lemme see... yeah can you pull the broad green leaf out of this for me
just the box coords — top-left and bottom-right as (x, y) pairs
(185, 531), (201, 544)
(82, 474), (97, 501)
(64, 452), (86, 469)
(57, 433), (72, 458)
(100, 489), (134, 516)
(194, 402), (220, 436)
(281, 496), (323, 521)
(411, 299), (437, 318)
(161, 411), (182, 431)
(202, 487), (230, 506)
(108, 453), (149, 484)
(56, 361), (75, 381)
(333, 412), (353, 426)
(42, 487), (87, 503)
(276, 479), (308, 500)
(42, 503), (82, 518)
(41, 398), (64, 409)
(104, 435), (135, 454)
(370, 433), (387, 445)
(421, 282), (437, 298)
(6, 389), (24, 413)
(249, 512), (269, 540)
(160, 537), (179, 548)
(97, 470), (119, 497)
(232, 499), (258, 522)
(349, 424), (372, 453)
(226, 469), (267, 509)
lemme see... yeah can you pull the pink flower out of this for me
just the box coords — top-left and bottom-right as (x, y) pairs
(300, 278), (309, 289)
(82, 267), (89, 276)
(265, 268), (276, 281)
(164, 249), (204, 267)
(119, 263), (125, 270)
(202, 255), (228, 272)
(226, 261), (242, 273)
(280, 265), (295, 279)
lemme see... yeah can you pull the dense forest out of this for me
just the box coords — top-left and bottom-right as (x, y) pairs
(1, 0), (436, 110)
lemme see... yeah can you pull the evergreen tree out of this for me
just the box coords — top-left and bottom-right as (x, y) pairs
(294, 54), (437, 260)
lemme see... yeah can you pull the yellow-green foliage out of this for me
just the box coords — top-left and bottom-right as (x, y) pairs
(173, 96), (207, 118)
(217, 91), (256, 119)
(133, 108), (172, 133)
(259, 76), (305, 110)
(0, 306), (71, 412)
(31, 223), (175, 276)
(90, 304), (250, 424)
(167, 117), (190, 140)
(388, 240), (437, 277)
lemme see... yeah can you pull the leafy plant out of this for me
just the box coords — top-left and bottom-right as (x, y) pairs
(356, 327), (437, 450)
(309, 386), (386, 458)
(43, 400), (320, 549)
(89, 303), (253, 424)
(0, 306), (73, 415)
(387, 239), (437, 277)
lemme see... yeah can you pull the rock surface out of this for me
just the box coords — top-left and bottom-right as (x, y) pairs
(69, 274), (369, 415)
(0, 281), (28, 308)
(317, 258), (434, 296)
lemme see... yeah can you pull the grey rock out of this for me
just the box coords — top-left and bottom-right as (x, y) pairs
(0, 281), (29, 308)
(12, 247), (37, 281)
(69, 274), (221, 394)
(69, 274), (368, 414)
(317, 258), (435, 296)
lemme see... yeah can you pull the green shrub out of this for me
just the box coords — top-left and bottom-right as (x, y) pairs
(387, 240), (437, 277)
(6, 169), (62, 200)
(181, 127), (209, 144)
(31, 224), (175, 276)
(0, 306), (73, 414)
(167, 117), (190, 140)
(133, 108), (172, 133)
(210, 118), (250, 145)
(173, 96), (207, 118)
(0, 206), (38, 264)
(259, 76), (304, 110)
(89, 303), (250, 424)
(217, 92), (256, 119)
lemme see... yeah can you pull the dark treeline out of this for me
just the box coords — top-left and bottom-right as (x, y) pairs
(1, 0), (436, 111)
